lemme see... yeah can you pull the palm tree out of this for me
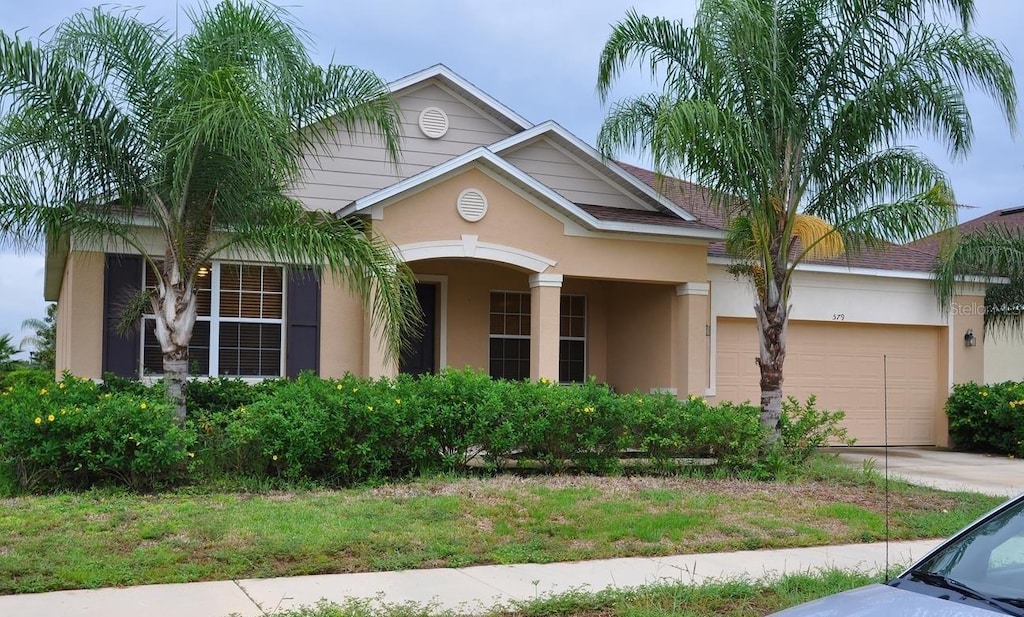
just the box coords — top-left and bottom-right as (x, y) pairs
(20, 303), (57, 370)
(0, 2), (420, 423)
(934, 225), (1024, 338)
(597, 0), (1016, 440)
(0, 333), (20, 372)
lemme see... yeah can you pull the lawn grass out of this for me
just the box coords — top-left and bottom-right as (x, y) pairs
(261, 569), (883, 617)
(0, 457), (1003, 595)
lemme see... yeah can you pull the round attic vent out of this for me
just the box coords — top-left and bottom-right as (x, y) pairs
(457, 188), (488, 222)
(418, 107), (449, 139)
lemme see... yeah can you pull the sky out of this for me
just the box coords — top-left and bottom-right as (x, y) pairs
(0, 0), (1021, 351)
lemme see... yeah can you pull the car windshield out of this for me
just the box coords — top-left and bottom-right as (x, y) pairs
(910, 497), (1024, 603)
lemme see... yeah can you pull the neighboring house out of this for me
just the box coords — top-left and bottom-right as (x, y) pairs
(45, 65), (986, 448)
(913, 206), (1024, 383)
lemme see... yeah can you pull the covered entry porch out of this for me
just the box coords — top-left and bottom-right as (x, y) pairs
(392, 258), (711, 396)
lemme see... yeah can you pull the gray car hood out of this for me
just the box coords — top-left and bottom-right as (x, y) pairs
(769, 583), (1005, 617)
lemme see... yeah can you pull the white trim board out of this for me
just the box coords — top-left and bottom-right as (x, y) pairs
(337, 148), (725, 241)
(414, 274), (449, 371)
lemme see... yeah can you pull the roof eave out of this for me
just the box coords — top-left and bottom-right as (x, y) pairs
(43, 232), (70, 301)
(387, 64), (533, 132)
(489, 121), (700, 222)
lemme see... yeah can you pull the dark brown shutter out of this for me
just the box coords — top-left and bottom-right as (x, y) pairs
(102, 254), (143, 378)
(286, 267), (320, 378)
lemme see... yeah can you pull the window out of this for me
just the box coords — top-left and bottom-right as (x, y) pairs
(142, 263), (285, 377)
(559, 295), (586, 383)
(489, 291), (530, 380)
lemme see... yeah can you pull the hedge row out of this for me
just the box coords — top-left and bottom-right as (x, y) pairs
(0, 369), (852, 492)
(946, 381), (1024, 457)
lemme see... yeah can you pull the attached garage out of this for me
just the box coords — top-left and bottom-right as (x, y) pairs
(714, 318), (946, 446)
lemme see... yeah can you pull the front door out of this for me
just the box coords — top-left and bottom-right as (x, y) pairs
(399, 283), (437, 375)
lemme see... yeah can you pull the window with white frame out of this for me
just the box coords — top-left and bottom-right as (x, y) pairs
(489, 291), (530, 380)
(142, 263), (285, 377)
(559, 295), (586, 383)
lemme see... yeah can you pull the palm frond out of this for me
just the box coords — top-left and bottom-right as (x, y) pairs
(935, 224), (1024, 313)
(791, 214), (844, 261)
(219, 199), (422, 362)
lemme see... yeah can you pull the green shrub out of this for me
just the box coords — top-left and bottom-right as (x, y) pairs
(99, 371), (153, 396)
(780, 395), (855, 463)
(0, 368), (56, 391)
(0, 368), (856, 491)
(946, 381), (1024, 457)
(0, 375), (193, 491)
(513, 378), (627, 473)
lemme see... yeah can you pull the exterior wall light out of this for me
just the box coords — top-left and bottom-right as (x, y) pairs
(964, 329), (977, 347)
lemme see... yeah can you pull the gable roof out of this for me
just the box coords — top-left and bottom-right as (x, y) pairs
(335, 147), (723, 240)
(616, 161), (942, 275)
(491, 122), (697, 221)
(911, 205), (1024, 256)
(387, 64), (532, 133)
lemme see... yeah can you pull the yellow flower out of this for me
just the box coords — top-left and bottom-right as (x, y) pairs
(353, 387), (358, 393)
(539, 377), (549, 385)
(367, 405), (374, 411)
(188, 452), (195, 458)
(102, 393), (112, 399)
(272, 455), (278, 461)
(583, 406), (594, 413)
(688, 394), (698, 401)
(336, 384), (344, 390)
(60, 408), (67, 415)
(981, 391), (989, 397)
(39, 388), (48, 396)
(47, 414), (55, 422)
(636, 398), (644, 405)
(140, 402), (148, 410)
(58, 382), (66, 390)
(395, 398), (402, 404)
(34, 417), (42, 425)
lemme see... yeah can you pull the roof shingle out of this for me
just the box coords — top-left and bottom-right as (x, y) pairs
(616, 161), (941, 274)
(911, 206), (1024, 256)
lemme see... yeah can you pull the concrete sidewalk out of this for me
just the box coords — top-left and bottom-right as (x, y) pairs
(0, 539), (939, 617)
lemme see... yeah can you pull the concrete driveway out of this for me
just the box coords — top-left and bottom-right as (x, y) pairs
(835, 447), (1024, 497)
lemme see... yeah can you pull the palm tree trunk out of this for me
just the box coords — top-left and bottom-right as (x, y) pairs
(755, 270), (788, 444)
(153, 262), (198, 426)
(162, 348), (189, 425)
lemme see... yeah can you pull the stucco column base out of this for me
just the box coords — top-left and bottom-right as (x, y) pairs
(529, 273), (562, 382)
(675, 282), (710, 397)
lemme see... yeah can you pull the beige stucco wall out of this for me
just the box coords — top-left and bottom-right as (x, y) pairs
(55, 251), (105, 379)
(373, 167), (708, 284)
(319, 273), (365, 378)
(984, 332), (1024, 383)
(953, 294), (986, 385)
(605, 282), (674, 393)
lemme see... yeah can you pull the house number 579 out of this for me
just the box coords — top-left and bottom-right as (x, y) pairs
(832, 313), (845, 321)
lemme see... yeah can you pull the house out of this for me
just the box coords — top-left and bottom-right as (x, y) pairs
(913, 206), (1024, 383)
(45, 65), (986, 448)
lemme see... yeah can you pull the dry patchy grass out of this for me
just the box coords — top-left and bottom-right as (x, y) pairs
(0, 465), (1001, 595)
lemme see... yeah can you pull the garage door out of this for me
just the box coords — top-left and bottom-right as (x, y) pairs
(715, 318), (944, 446)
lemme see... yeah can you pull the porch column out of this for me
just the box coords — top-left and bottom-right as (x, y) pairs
(364, 284), (398, 379)
(529, 273), (563, 382)
(675, 282), (710, 396)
